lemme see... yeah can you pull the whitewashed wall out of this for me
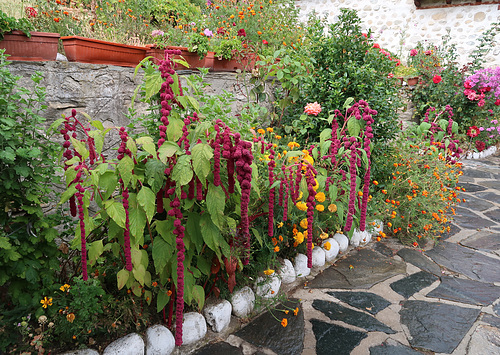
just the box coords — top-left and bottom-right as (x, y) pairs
(296, 0), (500, 67)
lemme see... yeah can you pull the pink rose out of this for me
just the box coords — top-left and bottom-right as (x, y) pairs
(304, 102), (322, 116)
(410, 49), (418, 56)
(433, 75), (442, 84)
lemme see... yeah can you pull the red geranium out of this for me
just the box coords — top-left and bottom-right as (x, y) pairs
(467, 126), (480, 138)
(475, 140), (486, 152)
(237, 28), (246, 37)
(25, 6), (37, 18)
(433, 75), (442, 84)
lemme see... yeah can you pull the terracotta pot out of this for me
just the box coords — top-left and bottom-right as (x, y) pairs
(61, 36), (147, 67)
(0, 31), (60, 61)
(212, 54), (256, 72)
(146, 45), (214, 70)
(406, 77), (419, 86)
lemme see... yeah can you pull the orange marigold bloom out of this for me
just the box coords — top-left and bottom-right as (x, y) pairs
(281, 318), (288, 327)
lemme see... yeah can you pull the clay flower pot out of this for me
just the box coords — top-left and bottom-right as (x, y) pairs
(146, 45), (214, 70)
(61, 36), (147, 67)
(0, 31), (60, 61)
(212, 54), (256, 72)
(406, 77), (420, 86)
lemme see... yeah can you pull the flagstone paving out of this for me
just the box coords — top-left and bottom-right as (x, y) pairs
(193, 155), (500, 354)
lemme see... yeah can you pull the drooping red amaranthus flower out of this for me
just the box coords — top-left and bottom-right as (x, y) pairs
(213, 121), (223, 186)
(75, 182), (88, 281)
(167, 196), (185, 346)
(117, 127), (133, 271)
(292, 164), (302, 201)
(359, 105), (375, 231)
(233, 133), (253, 264)
(344, 138), (358, 232)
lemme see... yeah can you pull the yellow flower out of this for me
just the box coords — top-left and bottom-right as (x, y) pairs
(267, 127), (273, 133)
(323, 241), (331, 251)
(328, 204), (337, 213)
(60, 284), (70, 292)
(316, 204), (324, 212)
(277, 222), (284, 228)
(294, 307), (299, 316)
(320, 232), (328, 239)
(313, 179), (319, 191)
(303, 154), (314, 165)
(300, 218), (308, 229)
(263, 269), (275, 275)
(257, 128), (265, 134)
(284, 310), (289, 314)
(294, 232), (304, 244)
(281, 318), (288, 327)
(296, 201), (307, 211)
(66, 313), (75, 323)
(296, 191), (303, 201)
(275, 135), (282, 140)
(40, 297), (53, 309)
(274, 246), (280, 252)
(315, 192), (326, 203)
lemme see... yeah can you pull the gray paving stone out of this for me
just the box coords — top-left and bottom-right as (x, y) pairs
(457, 182), (488, 192)
(373, 241), (397, 257)
(466, 324), (500, 355)
(400, 300), (481, 353)
(326, 291), (391, 315)
(474, 191), (500, 204)
(311, 319), (367, 355)
(426, 276), (500, 305)
(390, 271), (439, 298)
(425, 242), (500, 283)
(453, 207), (496, 229)
(308, 248), (406, 289)
(482, 314), (500, 328)
(194, 342), (243, 355)
(460, 231), (500, 256)
(494, 303), (500, 317)
(480, 180), (500, 189)
(235, 299), (303, 355)
(397, 248), (441, 275)
(459, 194), (495, 211)
(462, 169), (493, 179)
(369, 340), (424, 355)
(484, 209), (500, 223)
(312, 300), (395, 334)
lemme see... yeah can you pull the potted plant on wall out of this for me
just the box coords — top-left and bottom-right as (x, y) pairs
(0, 9), (60, 61)
(394, 65), (419, 86)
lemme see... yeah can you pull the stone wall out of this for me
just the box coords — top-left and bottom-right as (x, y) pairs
(7, 61), (263, 131)
(296, 0), (500, 67)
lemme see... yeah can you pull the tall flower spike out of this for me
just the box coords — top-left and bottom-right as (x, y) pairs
(268, 147), (276, 237)
(75, 182), (88, 281)
(305, 164), (317, 268)
(118, 127), (133, 271)
(345, 138), (358, 232)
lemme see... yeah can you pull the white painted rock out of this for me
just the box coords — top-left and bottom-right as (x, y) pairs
(255, 274), (281, 298)
(350, 229), (363, 247)
(294, 253), (311, 277)
(473, 152), (480, 159)
(203, 299), (232, 332)
(181, 312), (207, 345)
(230, 286), (255, 318)
(333, 233), (349, 252)
(323, 238), (340, 262)
(61, 350), (100, 355)
(370, 220), (383, 235)
(312, 247), (326, 267)
(103, 333), (145, 355)
(279, 259), (296, 284)
(145, 324), (175, 355)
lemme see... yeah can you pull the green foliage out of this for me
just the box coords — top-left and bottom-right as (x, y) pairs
(0, 50), (67, 351)
(278, 9), (403, 145)
(0, 9), (33, 39)
(189, 33), (211, 58)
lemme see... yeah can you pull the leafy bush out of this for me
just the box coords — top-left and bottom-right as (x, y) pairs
(0, 50), (67, 351)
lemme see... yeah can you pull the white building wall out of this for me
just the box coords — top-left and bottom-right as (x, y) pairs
(296, 1), (500, 67)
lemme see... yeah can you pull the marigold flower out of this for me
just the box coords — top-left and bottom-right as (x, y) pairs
(257, 128), (265, 134)
(281, 318), (288, 327)
(277, 222), (283, 228)
(323, 241), (331, 251)
(167, 290), (172, 296)
(264, 269), (275, 275)
(320, 232), (328, 239)
(328, 204), (337, 212)
(267, 127), (273, 133)
(294, 307), (299, 315)
(304, 102), (322, 116)
(296, 201), (307, 211)
(294, 232), (304, 244)
(316, 204), (324, 212)
(152, 281), (158, 287)
(274, 246), (280, 252)
(300, 218), (308, 229)
(372, 180), (378, 185)
(315, 192), (326, 203)
(40, 297), (53, 309)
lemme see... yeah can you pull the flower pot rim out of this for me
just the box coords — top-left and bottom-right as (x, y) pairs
(61, 35), (148, 50)
(7, 30), (60, 38)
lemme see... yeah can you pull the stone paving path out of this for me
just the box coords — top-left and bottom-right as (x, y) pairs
(193, 155), (500, 355)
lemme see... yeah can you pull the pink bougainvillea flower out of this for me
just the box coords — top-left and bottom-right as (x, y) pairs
(410, 49), (418, 56)
(433, 75), (442, 84)
(467, 126), (480, 138)
(237, 28), (246, 37)
(304, 102), (322, 116)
